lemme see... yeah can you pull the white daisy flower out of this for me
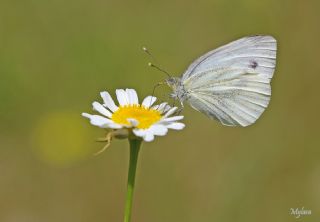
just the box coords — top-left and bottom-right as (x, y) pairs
(82, 89), (185, 142)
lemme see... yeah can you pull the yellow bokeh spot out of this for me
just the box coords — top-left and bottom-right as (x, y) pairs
(111, 105), (161, 129)
(32, 111), (96, 167)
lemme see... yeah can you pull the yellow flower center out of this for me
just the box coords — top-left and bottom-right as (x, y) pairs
(111, 105), (161, 129)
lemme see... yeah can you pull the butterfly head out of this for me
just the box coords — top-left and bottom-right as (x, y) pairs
(165, 77), (188, 104)
(165, 77), (179, 88)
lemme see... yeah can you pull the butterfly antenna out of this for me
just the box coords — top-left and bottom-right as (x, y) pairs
(142, 47), (156, 62)
(142, 46), (172, 78)
(148, 62), (172, 78)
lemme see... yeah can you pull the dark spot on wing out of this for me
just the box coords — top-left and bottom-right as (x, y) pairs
(249, 60), (258, 69)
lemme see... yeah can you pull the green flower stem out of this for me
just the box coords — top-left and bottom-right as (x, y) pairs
(124, 138), (142, 222)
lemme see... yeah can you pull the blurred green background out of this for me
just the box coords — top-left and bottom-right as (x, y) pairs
(0, 0), (319, 221)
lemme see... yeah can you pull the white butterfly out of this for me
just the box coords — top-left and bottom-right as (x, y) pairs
(166, 35), (277, 127)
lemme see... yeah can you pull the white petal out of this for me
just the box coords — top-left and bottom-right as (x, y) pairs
(152, 102), (170, 113)
(108, 123), (123, 129)
(116, 89), (129, 106)
(133, 129), (146, 137)
(82, 113), (113, 128)
(126, 89), (139, 105)
(161, 116), (184, 122)
(152, 105), (159, 110)
(165, 122), (185, 130)
(143, 132), (155, 142)
(149, 124), (168, 136)
(100, 91), (118, 112)
(160, 103), (171, 113)
(163, 104), (171, 113)
(164, 107), (178, 118)
(142, 96), (157, 108)
(127, 118), (139, 127)
(92, 101), (112, 117)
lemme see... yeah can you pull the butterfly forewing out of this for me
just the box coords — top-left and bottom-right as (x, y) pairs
(182, 35), (277, 127)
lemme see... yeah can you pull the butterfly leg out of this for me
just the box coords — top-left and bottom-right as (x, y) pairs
(168, 98), (184, 114)
(170, 97), (176, 107)
(149, 81), (166, 107)
(176, 104), (184, 115)
(151, 81), (165, 98)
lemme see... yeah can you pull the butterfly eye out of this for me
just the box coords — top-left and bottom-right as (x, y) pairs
(166, 77), (178, 87)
